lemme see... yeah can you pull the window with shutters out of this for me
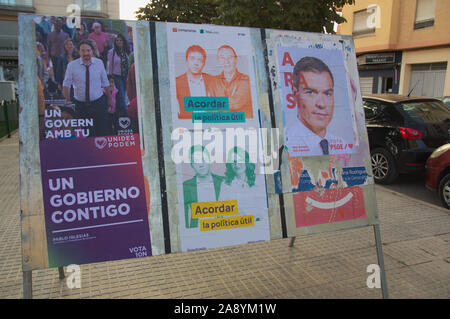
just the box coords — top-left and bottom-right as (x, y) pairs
(414, 0), (437, 29)
(353, 9), (375, 36)
(0, 0), (34, 12)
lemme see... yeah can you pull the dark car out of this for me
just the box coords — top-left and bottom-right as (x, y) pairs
(362, 94), (450, 184)
(426, 144), (450, 209)
(441, 96), (450, 108)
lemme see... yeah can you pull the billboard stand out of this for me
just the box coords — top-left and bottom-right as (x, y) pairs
(373, 224), (389, 298)
(288, 229), (388, 298)
(22, 267), (65, 299)
(17, 13), (390, 300)
(58, 267), (65, 279)
(22, 271), (32, 299)
(288, 236), (296, 247)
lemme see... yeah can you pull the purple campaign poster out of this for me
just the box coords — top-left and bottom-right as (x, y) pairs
(39, 135), (151, 267)
(34, 18), (151, 267)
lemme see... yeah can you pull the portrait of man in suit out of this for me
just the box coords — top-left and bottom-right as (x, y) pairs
(213, 45), (253, 119)
(286, 56), (346, 156)
(176, 45), (215, 119)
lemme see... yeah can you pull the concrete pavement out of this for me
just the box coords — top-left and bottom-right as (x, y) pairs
(0, 131), (449, 299)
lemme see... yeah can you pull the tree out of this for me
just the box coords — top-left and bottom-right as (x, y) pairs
(135, 0), (218, 24)
(136, 0), (355, 34)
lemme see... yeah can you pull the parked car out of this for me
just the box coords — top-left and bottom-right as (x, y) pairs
(440, 96), (450, 108)
(362, 94), (450, 184)
(426, 144), (450, 209)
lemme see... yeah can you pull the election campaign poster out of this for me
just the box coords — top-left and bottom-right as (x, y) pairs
(167, 22), (260, 129)
(20, 15), (381, 271)
(166, 23), (271, 251)
(266, 30), (377, 233)
(276, 44), (358, 157)
(176, 143), (270, 252)
(35, 17), (151, 267)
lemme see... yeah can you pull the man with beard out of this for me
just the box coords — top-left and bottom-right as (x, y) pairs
(63, 40), (112, 137)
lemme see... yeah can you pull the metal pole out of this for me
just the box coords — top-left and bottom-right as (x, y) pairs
(58, 266), (65, 280)
(373, 224), (389, 299)
(289, 236), (296, 247)
(3, 101), (11, 138)
(23, 271), (32, 299)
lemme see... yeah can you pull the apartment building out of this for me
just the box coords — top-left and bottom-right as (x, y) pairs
(338, 0), (450, 97)
(0, 0), (120, 84)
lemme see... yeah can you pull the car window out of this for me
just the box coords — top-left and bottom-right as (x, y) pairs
(396, 101), (450, 124)
(363, 100), (385, 120)
(378, 103), (402, 123)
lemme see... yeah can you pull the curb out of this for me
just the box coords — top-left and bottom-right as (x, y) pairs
(375, 184), (449, 214)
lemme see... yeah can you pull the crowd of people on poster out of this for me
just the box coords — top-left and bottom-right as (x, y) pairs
(35, 16), (138, 139)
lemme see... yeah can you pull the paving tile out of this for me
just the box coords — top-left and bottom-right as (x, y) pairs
(383, 240), (441, 266)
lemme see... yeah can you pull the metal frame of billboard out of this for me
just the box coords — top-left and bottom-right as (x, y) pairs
(18, 14), (388, 299)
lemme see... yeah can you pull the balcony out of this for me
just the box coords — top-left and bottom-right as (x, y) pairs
(0, 0), (35, 14)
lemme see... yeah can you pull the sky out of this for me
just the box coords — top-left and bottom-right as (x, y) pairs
(120, 0), (148, 20)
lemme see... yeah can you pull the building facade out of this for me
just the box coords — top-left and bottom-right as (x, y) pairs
(338, 0), (450, 98)
(0, 0), (120, 85)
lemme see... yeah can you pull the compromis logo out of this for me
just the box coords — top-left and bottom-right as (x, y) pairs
(94, 135), (136, 149)
(173, 28), (196, 33)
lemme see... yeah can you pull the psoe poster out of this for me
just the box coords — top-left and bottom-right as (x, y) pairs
(276, 44), (358, 157)
(166, 22), (260, 129)
(35, 17), (151, 267)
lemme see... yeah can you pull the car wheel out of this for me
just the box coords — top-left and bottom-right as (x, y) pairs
(371, 148), (399, 184)
(438, 173), (450, 209)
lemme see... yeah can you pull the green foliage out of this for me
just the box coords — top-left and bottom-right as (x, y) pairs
(136, 0), (218, 24)
(136, 0), (355, 34)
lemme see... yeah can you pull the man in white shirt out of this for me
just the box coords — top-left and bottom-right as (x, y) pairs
(286, 56), (347, 156)
(63, 39), (112, 137)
